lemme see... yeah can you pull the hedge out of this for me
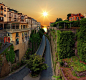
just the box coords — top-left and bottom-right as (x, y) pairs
(77, 18), (86, 63)
(57, 30), (75, 59)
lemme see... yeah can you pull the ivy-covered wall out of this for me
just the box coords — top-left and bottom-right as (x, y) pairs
(1, 45), (15, 64)
(77, 18), (86, 63)
(57, 30), (75, 59)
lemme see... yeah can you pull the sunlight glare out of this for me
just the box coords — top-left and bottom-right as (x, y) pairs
(42, 11), (48, 17)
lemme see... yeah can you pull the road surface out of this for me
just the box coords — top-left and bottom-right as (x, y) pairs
(36, 35), (46, 56)
(3, 67), (29, 80)
(39, 38), (54, 80)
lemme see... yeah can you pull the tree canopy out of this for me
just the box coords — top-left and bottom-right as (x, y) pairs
(55, 18), (63, 22)
(26, 54), (47, 76)
(67, 13), (71, 21)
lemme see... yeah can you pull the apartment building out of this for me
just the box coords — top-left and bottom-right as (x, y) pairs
(37, 22), (41, 31)
(69, 13), (84, 21)
(0, 2), (40, 61)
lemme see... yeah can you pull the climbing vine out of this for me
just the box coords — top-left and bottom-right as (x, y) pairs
(5, 45), (15, 64)
(57, 30), (75, 59)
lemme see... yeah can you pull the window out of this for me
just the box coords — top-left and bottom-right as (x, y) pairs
(21, 25), (22, 29)
(4, 14), (6, 17)
(16, 32), (19, 37)
(16, 24), (19, 29)
(21, 16), (24, 19)
(12, 24), (15, 29)
(9, 13), (11, 16)
(16, 38), (19, 45)
(4, 10), (6, 12)
(0, 17), (3, 21)
(23, 25), (25, 28)
(15, 15), (16, 18)
(77, 17), (79, 20)
(22, 32), (24, 36)
(1, 6), (3, 9)
(8, 33), (10, 36)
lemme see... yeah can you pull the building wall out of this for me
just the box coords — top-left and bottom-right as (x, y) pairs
(11, 31), (29, 61)
(69, 13), (84, 21)
(3, 6), (8, 22)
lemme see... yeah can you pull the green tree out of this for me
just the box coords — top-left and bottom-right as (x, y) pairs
(55, 18), (62, 22)
(67, 13), (71, 21)
(26, 54), (47, 76)
(38, 28), (45, 38)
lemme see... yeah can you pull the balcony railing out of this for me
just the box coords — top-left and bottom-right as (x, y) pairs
(4, 28), (31, 33)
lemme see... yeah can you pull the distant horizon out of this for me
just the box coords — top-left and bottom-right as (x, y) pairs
(1, 0), (86, 26)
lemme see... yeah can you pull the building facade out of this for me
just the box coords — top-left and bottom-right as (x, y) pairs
(69, 13), (84, 21)
(0, 2), (41, 61)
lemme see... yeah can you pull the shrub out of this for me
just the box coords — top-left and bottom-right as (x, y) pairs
(26, 53), (47, 75)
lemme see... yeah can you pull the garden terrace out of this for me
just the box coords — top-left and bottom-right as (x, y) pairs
(60, 56), (86, 79)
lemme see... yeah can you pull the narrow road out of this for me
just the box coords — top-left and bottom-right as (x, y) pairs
(39, 38), (54, 80)
(3, 67), (29, 80)
(36, 35), (45, 56)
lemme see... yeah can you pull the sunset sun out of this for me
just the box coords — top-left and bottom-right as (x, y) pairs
(42, 11), (48, 17)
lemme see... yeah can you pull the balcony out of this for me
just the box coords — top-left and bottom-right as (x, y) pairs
(4, 28), (31, 33)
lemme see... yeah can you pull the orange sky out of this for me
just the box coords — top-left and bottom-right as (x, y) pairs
(1, 0), (86, 26)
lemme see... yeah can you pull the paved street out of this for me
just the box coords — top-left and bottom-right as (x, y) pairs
(36, 35), (46, 56)
(39, 38), (54, 80)
(3, 67), (29, 80)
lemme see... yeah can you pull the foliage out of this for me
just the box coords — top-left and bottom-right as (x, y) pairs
(77, 18), (86, 63)
(53, 75), (62, 80)
(55, 18), (63, 22)
(72, 20), (80, 27)
(26, 53), (47, 75)
(38, 28), (45, 38)
(57, 30), (75, 59)
(5, 45), (15, 64)
(59, 26), (63, 29)
(44, 34), (51, 42)
(63, 56), (86, 72)
(67, 13), (71, 21)
(25, 48), (32, 59)
(59, 60), (64, 66)
(29, 28), (45, 54)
